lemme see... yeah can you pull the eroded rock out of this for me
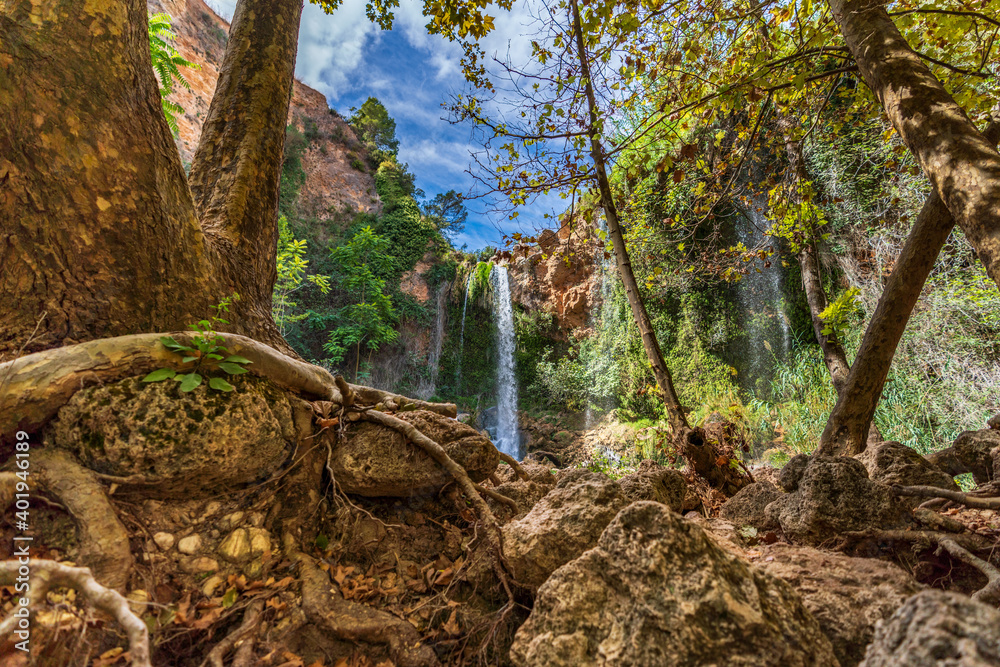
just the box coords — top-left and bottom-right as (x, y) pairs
(860, 590), (1000, 666)
(618, 459), (686, 512)
(46, 376), (295, 496)
(502, 472), (626, 591)
(856, 441), (958, 504)
(328, 410), (499, 496)
(936, 429), (1000, 484)
(511, 502), (837, 666)
(757, 543), (924, 666)
(721, 481), (782, 530)
(765, 456), (909, 545)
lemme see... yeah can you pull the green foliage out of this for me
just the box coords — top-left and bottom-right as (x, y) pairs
(273, 216), (331, 335)
(279, 125), (309, 216)
(142, 295), (251, 393)
(467, 261), (493, 304)
(148, 13), (199, 136)
(424, 190), (468, 240)
(374, 162), (437, 277)
(324, 227), (399, 380)
(349, 97), (400, 165)
(819, 287), (860, 338)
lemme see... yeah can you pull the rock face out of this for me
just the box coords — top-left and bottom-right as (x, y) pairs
(765, 456), (909, 545)
(502, 472), (626, 591)
(721, 481), (783, 530)
(856, 441), (958, 503)
(936, 429), (1000, 484)
(46, 377), (294, 496)
(328, 410), (498, 497)
(511, 502), (837, 667)
(617, 459), (687, 512)
(860, 590), (1000, 666)
(757, 544), (924, 666)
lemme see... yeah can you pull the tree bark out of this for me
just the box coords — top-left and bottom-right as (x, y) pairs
(0, 0), (303, 358)
(0, 0), (214, 355)
(826, 0), (1000, 289)
(818, 120), (1000, 456)
(188, 0), (303, 350)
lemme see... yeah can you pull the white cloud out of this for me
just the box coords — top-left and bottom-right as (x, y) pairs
(295, 1), (382, 99)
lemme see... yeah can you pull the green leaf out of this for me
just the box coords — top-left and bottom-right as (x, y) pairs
(181, 356), (199, 363)
(206, 353), (224, 360)
(159, 336), (189, 352)
(221, 588), (238, 609)
(218, 362), (249, 375)
(209, 377), (235, 392)
(315, 534), (330, 550)
(142, 368), (176, 383)
(223, 355), (253, 365)
(179, 373), (203, 392)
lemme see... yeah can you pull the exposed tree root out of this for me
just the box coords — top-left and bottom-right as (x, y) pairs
(284, 533), (440, 667)
(31, 450), (133, 591)
(0, 559), (151, 667)
(0, 332), (339, 440)
(835, 529), (997, 554)
(894, 484), (1000, 510)
(473, 483), (519, 511)
(348, 383), (457, 418)
(203, 599), (265, 667)
(933, 537), (1000, 604)
(498, 451), (531, 480)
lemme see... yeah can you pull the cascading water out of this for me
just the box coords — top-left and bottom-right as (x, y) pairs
(454, 273), (473, 391)
(490, 265), (521, 459)
(426, 283), (448, 397)
(730, 196), (792, 393)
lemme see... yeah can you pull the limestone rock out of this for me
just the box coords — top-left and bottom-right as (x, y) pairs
(856, 441), (958, 504)
(502, 472), (626, 591)
(177, 534), (202, 555)
(486, 480), (550, 521)
(721, 481), (782, 530)
(765, 456), (909, 545)
(153, 532), (175, 551)
(511, 502), (838, 666)
(779, 453), (812, 492)
(202, 574), (225, 597)
(950, 429), (1000, 483)
(45, 377), (294, 497)
(328, 410), (498, 497)
(860, 590), (1000, 666)
(180, 556), (219, 574)
(247, 528), (270, 556)
(757, 543), (924, 666)
(218, 528), (252, 563)
(617, 459), (687, 512)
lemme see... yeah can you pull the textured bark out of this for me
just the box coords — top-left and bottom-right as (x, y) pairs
(0, 0), (214, 355)
(188, 0), (303, 350)
(819, 121), (1000, 456)
(0, 0), (303, 358)
(827, 0), (1000, 288)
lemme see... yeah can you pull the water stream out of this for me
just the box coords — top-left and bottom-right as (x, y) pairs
(454, 273), (473, 392)
(427, 283), (447, 397)
(490, 265), (521, 459)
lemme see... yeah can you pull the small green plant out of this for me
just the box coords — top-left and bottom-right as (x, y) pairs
(142, 295), (252, 392)
(148, 13), (199, 136)
(819, 287), (861, 338)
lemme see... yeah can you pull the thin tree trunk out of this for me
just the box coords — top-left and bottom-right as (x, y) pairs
(568, 0), (688, 438)
(188, 0), (303, 351)
(819, 120), (1000, 456)
(0, 0), (213, 355)
(827, 0), (1000, 289)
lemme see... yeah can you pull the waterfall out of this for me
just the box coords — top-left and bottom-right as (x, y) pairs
(491, 265), (521, 459)
(427, 283), (447, 397)
(455, 272), (473, 392)
(730, 196), (792, 393)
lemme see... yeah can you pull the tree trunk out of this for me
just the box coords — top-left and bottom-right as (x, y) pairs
(0, 0), (214, 355)
(188, 0), (303, 351)
(0, 0), (302, 358)
(827, 0), (1000, 289)
(818, 120), (1000, 456)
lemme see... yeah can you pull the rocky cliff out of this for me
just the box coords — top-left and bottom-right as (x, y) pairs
(148, 0), (379, 218)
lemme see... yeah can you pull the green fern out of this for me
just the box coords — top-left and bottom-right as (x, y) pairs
(148, 13), (199, 136)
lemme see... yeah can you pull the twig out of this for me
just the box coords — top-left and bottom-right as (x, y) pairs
(0, 559), (151, 667)
(473, 483), (518, 510)
(894, 485), (1000, 510)
(934, 537), (1000, 604)
(203, 598), (265, 667)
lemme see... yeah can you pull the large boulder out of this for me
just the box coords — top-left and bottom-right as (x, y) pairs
(765, 456), (909, 545)
(46, 376), (295, 497)
(511, 502), (838, 667)
(502, 471), (626, 591)
(757, 543), (924, 666)
(328, 410), (498, 497)
(617, 459), (687, 511)
(721, 481), (783, 530)
(927, 429), (1000, 484)
(860, 590), (1000, 666)
(856, 441), (958, 504)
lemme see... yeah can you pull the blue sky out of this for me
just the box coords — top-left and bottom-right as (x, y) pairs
(207, 0), (562, 251)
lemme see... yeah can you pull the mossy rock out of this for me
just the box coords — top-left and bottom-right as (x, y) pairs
(45, 376), (295, 498)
